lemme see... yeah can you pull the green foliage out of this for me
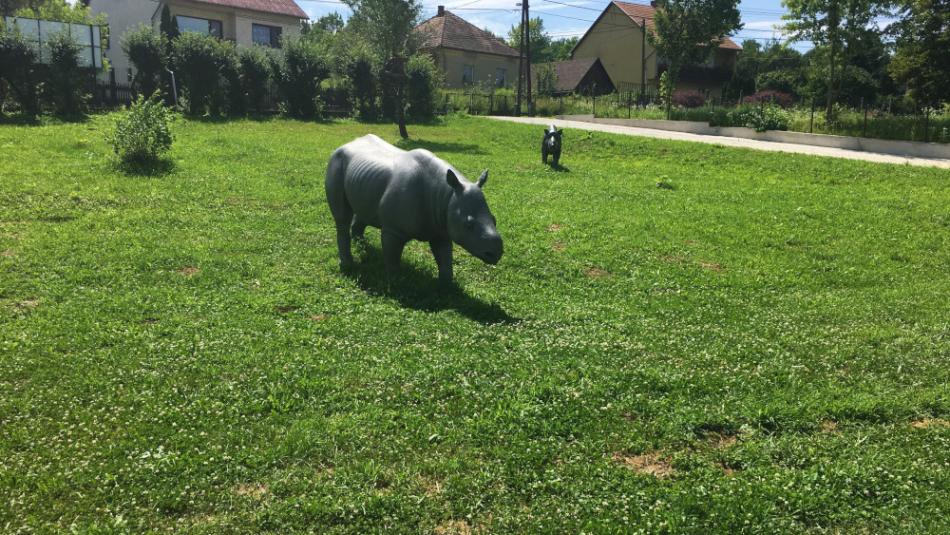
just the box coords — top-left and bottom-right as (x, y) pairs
(650, 0), (742, 117)
(271, 37), (330, 119)
(0, 22), (40, 116)
(159, 4), (179, 40)
(122, 25), (166, 99)
(658, 71), (672, 107)
(405, 53), (440, 120)
(214, 40), (242, 116)
(238, 46), (272, 114)
(535, 63), (558, 97)
(43, 30), (87, 116)
(727, 103), (791, 131)
(547, 36), (578, 61)
(507, 17), (553, 63)
(170, 32), (225, 115)
(888, 0), (950, 107)
(109, 93), (173, 166)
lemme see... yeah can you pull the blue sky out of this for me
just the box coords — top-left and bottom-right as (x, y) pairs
(296, 0), (813, 51)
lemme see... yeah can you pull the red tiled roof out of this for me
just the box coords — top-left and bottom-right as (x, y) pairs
(415, 10), (520, 58)
(190, 0), (307, 19)
(610, 1), (741, 50)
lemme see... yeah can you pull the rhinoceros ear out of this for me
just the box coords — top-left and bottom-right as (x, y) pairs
(446, 168), (463, 192)
(476, 169), (488, 188)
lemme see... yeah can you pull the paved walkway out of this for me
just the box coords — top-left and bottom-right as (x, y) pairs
(486, 116), (950, 169)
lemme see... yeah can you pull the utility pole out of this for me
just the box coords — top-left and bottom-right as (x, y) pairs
(524, 0), (532, 115)
(640, 17), (646, 105)
(516, 1), (524, 115)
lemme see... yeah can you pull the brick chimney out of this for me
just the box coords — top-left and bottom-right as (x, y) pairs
(437, 5), (445, 16)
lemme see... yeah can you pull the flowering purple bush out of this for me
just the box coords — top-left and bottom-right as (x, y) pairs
(742, 90), (794, 108)
(672, 90), (706, 108)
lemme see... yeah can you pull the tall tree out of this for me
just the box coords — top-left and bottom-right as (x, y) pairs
(343, 0), (421, 138)
(547, 36), (578, 61)
(783, 0), (889, 119)
(507, 17), (553, 63)
(888, 0), (950, 108)
(649, 0), (742, 118)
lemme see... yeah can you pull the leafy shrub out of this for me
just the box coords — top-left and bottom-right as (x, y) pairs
(272, 37), (330, 119)
(755, 70), (803, 98)
(671, 89), (705, 108)
(122, 25), (167, 98)
(535, 64), (558, 96)
(44, 31), (88, 116)
(742, 90), (794, 108)
(238, 46), (273, 113)
(405, 54), (440, 120)
(0, 24), (41, 116)
(214, 40), (242, 116)
(728, 104), (790, 132)
(338, 44), (378, 120)
(110, 94), (173, 166)
(171, 32), (224, 115)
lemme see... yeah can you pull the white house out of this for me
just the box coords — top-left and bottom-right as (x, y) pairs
(88, 0), (307, 83)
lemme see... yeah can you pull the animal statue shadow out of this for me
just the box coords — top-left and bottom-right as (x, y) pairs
(326, 134), (504, 285)
(541, 125), (563, 167)
(344, 239), (516, 324)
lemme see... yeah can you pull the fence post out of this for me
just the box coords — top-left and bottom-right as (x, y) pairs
(809, 99), (815, 133)
(924, 108), (930, 142)
(109, 68), (118, 106)
(862, 98), (868, 138)
(489, 93), (494, 115)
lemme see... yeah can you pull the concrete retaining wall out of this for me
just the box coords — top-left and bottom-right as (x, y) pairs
(559, 114), (950, 160)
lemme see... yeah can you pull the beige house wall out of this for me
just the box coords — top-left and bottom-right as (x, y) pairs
(166, 0), (301, 46)
(434, 48), (520, 89)
(570, 3), (657, 90)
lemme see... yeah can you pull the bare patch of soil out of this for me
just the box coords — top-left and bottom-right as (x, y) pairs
(275, 305), (299, 314)
(310, 314), (328, 322)
(434, 520), (472, 535)
(420, 477), (443, 497)
(232, 483), (268, 500)
(585, 267), (609, 278)
(820, 420), (839, 433)
(612, 451), (674, 478)
(1, 249), (14, 258)
(178, 266), (200, 277)
(700, 262), (723, 272)
(547, 223), (562, 232)
(660, 254), (688, 265)
(911, 418), (950, 429)
(705, 432), (738, 449)
(16, 299), (40, 310)
(551, 241), (565, 252)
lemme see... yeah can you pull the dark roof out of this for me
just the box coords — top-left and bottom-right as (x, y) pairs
(189, 0), (307, 19)
(415, 10), (520, 58)
(574, 1), (741, 54)
(534, 57), (604, 92)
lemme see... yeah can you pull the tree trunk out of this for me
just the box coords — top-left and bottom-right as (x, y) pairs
(385, 56), (409, 139)
(397, 103), (408, 139)
(826, 1), (840, 122)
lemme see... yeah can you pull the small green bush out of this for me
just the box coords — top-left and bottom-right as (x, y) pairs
(110, 94), (173, 166)
(0, 24), (41, 116)
(272, 37), (330, 119)
(44, 31), (89, 116)
(728, 104), (790, 132)
(171, 32), (223, 115)
(122, 25), (167, 99)
(405, 54), (440, 120)
(238, 46), (273, 114)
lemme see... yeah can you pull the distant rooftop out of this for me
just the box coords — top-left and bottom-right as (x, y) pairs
(188, 0), (308, 19)
(416, 6), (520, 58)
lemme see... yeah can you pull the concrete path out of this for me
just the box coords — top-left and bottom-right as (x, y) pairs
(485, 116), (950, 169)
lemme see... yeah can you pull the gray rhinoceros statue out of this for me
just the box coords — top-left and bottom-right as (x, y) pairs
(325, 134), (503, 282)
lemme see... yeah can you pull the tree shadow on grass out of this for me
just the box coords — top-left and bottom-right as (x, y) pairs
(547, 162), (571, 173)
(395, 138), (488, 156)
(116, 157), (175, 177)
(346, 241), (516, 325)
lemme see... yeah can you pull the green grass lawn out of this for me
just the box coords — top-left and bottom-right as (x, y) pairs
(1, 114), (949, 533)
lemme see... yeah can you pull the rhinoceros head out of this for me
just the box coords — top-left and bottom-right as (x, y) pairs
(446, 168), (503, 265)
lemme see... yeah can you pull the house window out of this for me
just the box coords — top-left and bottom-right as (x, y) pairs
(495, 67), (506, 88)
(462, 64), (475, 85)
(176, 15), (223, 38)
(252, 23), (282, 47)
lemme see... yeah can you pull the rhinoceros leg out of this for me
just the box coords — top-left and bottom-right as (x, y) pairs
(429, 239), (453, 283)
(335, 218), (354, 270)
(351, 216), (368, 240)
(381, 230), (407, 274)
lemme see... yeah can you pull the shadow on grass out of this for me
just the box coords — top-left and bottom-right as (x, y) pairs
(116, 157), (175, 177)
(548, 162), (571, 172)
(396, 138), (488, 155)
(347, 241), (516, 325)
(0, 113), (41, 126)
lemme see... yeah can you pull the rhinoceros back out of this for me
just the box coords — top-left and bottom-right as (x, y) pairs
(326, 135), (450, 239)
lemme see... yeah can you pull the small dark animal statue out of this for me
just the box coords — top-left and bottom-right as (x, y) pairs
(541, 125), (563, 166)
(326, 135), (504, 283)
